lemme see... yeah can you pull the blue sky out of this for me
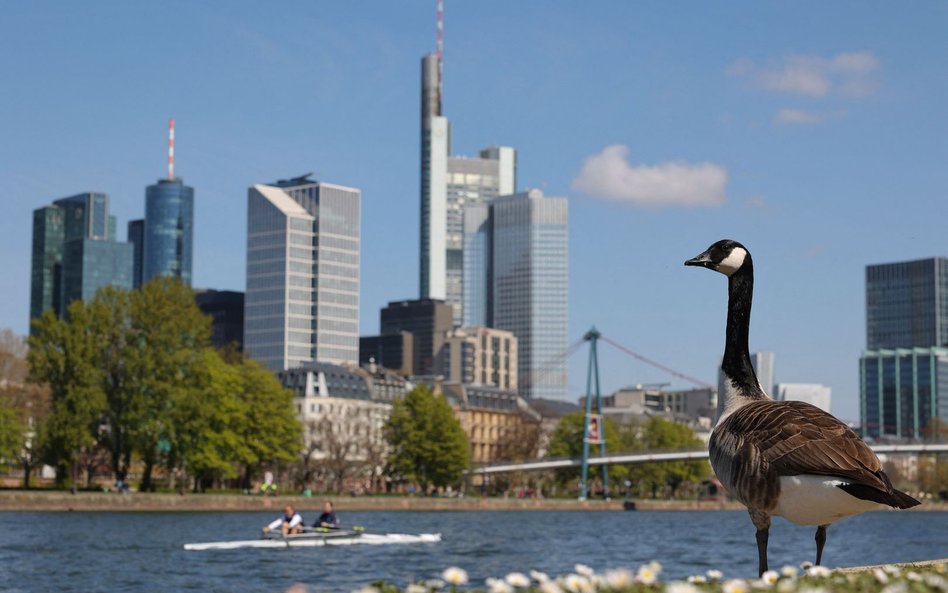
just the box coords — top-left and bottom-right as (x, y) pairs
(2, 1), (946, 421)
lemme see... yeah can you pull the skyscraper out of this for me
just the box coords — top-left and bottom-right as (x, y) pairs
(419, 52), (449, 302)
(244, 176), (360, 372)
(417, 50), (517, 324)
(143, 177), (194, 285)
(490, 189), (569, 400)
(30, 192), (133, 325)
(860, 256), (948, 439)
(445, 147), (515, 325)
(866, 257), (948, 349)
(775, 383), (832, 413)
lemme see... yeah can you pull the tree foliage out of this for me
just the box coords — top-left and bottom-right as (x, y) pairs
(25, 278), (302, 490)
(547, 411), (629, 486)
(385, 385), (469, 492)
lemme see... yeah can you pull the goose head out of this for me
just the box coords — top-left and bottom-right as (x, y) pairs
(684, 239), (750, 277)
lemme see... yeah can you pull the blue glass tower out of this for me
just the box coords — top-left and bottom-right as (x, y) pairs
(143, 178), (194, 285)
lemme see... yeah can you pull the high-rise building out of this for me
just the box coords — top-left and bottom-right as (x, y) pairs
(417, 52), (517, 325)
(866, 258), (948, 350)
(143, 178), (194, 285)
(127, 219), (144, 288)
(444, 148), (516, 325)
(379, 298), (453, 376)
(490, 190), (569, 400)
(195, 289), (245, 351)
(860, 256), (948, 440)
(419, 52), (449, 302)
(244, 176), (360, 372)
(30, 192), (132, 325)
(775, 383), (832, 413)
(860, 348), (948, 440)
(437, 326), (518, 390)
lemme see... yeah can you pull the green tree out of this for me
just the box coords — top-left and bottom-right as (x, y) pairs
(128, 277), (211, 490)
(28, 305), (105, 486)
(625, 417), (708, 498)
(385, 385), (470, 492)
(232, 357), (301, 490)
(0, 401), (24, 463)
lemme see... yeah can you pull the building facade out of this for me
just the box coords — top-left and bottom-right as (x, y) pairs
(127, 219), (144, 288)
(30, 192), (132, 324)
(379, 299), (453, 376)
(490, 190), (569, 400)
(444, 148), (516, 326)
(866, 257), (948, 350)
(437, 326), (518, 390)
(860, 347), (948, 440)
(195, 289), (245, 351)
(244, 176), (360, 372)
(775, 383), (832, 413)
(143, 178), (194, 285)
(359, 332), (414, 377)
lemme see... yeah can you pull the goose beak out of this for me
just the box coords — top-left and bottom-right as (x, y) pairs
(684, 250), (714, 269)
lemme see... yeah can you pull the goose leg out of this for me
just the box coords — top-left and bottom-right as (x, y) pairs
(815, 525), (828, 566)
(750, 510), (771, 577)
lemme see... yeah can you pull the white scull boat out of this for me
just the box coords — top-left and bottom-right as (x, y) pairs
(184, 530), (441, 551)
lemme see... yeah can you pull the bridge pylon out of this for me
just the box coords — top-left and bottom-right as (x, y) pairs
(580, 326), (608, 500)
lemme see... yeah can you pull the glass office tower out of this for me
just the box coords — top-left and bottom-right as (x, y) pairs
(30, 192), (133, 326)
(490, 189), (569, 400)
(127, 219), (144, 288)
(866, 257), (948, 350)
(244, 176), (360, 372)
(143, 178), (194, 285)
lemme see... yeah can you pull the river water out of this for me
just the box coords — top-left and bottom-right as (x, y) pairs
(0, 510), (944, 593)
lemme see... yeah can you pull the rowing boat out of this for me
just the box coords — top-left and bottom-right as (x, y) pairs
(184, 530), (441, 551)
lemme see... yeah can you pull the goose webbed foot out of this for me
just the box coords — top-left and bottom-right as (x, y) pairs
(815, 524), (828, 566)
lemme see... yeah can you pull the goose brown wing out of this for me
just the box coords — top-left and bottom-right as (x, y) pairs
(721, 400), (890, 492)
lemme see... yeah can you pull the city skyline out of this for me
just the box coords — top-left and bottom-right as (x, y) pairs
(2, 2), (947, 421)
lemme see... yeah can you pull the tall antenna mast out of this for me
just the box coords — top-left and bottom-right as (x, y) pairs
(167, 117), (175, 179)
(437, 0), (443, 113)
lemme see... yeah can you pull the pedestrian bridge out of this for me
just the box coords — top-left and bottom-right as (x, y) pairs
(468, 443), (948, 475)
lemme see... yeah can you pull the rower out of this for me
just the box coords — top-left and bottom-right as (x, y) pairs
(263, 505), (304, 537)
(314, 501), (339, 529)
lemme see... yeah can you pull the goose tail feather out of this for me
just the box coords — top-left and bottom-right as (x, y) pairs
(837, 483), (921, 509)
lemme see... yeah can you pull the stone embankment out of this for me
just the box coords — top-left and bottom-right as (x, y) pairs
(2, 491), (944, 512)
(0, 491), (748, 512)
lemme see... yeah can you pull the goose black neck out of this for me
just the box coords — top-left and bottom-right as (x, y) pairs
(722, 262), (766, 399)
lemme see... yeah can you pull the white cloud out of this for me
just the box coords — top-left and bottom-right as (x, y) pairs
(730, 51), (880, 98)
(571, 145), (727, 208)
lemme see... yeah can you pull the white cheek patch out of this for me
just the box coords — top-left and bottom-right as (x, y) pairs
(717, 247), (747, 276)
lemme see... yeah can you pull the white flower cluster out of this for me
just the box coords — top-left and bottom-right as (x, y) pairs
(351, 560), (948, 593)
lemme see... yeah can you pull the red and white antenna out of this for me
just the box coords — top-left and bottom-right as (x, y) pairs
(437, 0), (443, 112)
(167, 117), (175, 179)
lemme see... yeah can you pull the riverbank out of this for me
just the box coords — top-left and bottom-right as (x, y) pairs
(0, 490), (744, 512)
(2, 491), (946, 512)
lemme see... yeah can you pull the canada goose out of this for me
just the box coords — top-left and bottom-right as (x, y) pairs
(685, 239), (919, 577)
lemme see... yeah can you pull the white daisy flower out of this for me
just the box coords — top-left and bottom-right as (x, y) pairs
(922, 574), (948, 590)
(562, 574), (593, 593)
(486, 578), (514, 593)
(648, 561), (663, 575)
(779, 565), (798, 579)
(805, 566), (832, 578)
(776, 580), (795, 593)
(799, 562), (813, 570)
(530, 571), (551, 584)
(707, 570), (724, 581)
(760, 571), (779, 586)
(505, 573), (530, 588)
(539, 582), (564, 593)
(575, 564), (595, 577)
(636, 565), (658, 585)
(872, 569), (889, 584)
(687, 575), (707, 584)
(352, 587), (379, 593)
(882, 565), (901, 576)
(407, 585), (427, 593)
(722, 579), (749, 593)
(906, 572), (922, 582)
(604, 568), (634, 589)
(880, 583), (908, 593)
(426, 580), (446, 590)
(665, 581), (700, 593)
(441, 568), (468, 586)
